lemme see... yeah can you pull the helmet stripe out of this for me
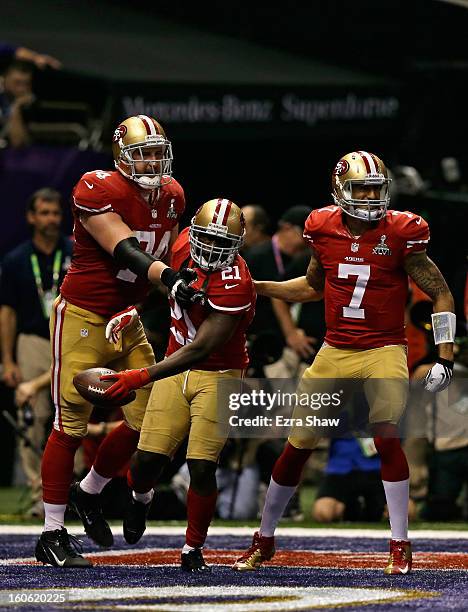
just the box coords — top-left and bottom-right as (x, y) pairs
(138, 115), (157, 136)
(358, 150), (377, 174)
(220, 199), (232, 225)
(213, 199), (222, 224)
(215, 198), (230, 226)
(369, 152), (380, 173)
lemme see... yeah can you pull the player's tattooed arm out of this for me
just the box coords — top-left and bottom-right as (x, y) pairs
(404, 251), (455, 360)
(306, 250), (325, 293)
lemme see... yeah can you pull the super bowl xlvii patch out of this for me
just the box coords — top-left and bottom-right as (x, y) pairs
(373, 234), (392, 256)
(167, 198), (178, 219)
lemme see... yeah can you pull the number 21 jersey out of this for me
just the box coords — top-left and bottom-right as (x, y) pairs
(303, 206), (430, 349)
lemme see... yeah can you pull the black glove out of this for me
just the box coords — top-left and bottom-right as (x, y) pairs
(161, 267), (205, 309)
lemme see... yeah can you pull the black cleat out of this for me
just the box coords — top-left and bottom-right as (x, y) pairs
(68, 482), (113, 547)
(123, 496), (152, 545)
(35, 528), (92, 567)
(181, 548), (211, 573)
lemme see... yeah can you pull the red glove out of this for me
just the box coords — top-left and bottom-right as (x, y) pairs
(105, 306), (139, 344)
(100, 368), (152, 402)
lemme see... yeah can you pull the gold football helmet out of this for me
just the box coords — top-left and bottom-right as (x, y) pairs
(189, 199), (245, 271)
(112, 115), (173, 189)
(332, 151), (391, 221)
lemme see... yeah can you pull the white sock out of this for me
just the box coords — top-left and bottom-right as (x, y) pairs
(132, 489), (154, 505)
(259, 478), (297, 537)
(382, 478), (409, 540)
(43, 503), (67, 532)
(182, 543), (197, 554)
(80, 467), (111, 495)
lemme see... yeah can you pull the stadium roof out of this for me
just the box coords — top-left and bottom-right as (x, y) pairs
(0, 0), (395, 86)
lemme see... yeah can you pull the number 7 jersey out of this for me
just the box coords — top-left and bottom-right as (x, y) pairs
(303, 206), (430, 349)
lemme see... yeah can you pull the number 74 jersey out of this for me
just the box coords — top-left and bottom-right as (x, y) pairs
(303, 205), (430, 349)
(61, 169), (185, 317)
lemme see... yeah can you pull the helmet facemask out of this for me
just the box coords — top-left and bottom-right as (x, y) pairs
(116, 136), (173, 190)
(189, 223), (244, 271)
(333, 177), (391, 222)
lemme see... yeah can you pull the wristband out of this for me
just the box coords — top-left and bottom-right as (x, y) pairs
(431, 312), (456, 345)
(437, 357), (454, 370)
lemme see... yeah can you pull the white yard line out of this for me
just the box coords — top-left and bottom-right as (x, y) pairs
(0, 525), (468, 539)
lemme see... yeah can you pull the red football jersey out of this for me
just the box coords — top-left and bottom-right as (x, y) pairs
(167, 228), (256, 370)
(60, 170), (185, 317)
(303, 206), (430, 349)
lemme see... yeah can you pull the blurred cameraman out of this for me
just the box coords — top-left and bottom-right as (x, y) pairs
(0, 188), (72, 516)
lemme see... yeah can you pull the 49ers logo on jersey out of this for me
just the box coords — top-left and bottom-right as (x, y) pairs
(113, 124), (127, 142)
(334, 160), (350, 176)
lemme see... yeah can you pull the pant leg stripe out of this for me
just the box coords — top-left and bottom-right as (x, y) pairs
(52, 298), (67, 431)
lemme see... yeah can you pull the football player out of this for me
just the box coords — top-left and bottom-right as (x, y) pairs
(35, 115), (201, 567)
(233, 151), (455, 575)
(98, 199), (255, 572)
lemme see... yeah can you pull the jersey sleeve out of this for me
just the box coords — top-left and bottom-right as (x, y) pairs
(207, 264), (254, 316)
(170, 179), (186, 220)
(398, 213), (430, 257)
(302, 207), (333, 259)
(72, 172), (117, 215)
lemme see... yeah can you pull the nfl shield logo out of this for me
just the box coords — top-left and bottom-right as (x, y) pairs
(351, 242), (359, 252)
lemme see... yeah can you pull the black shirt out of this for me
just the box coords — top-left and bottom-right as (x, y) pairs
(0, 237), (73, 339)
(243, 238), (294, 338)
(285, 252), (326, 349)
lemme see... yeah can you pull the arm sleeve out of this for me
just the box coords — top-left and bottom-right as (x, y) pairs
(400, 214), (430, 257)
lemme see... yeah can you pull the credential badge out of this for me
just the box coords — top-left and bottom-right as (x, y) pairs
(373, 234), (392, 256)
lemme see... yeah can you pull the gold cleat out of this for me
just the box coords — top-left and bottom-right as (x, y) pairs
(384, 539), (412, 575)
(233, 531), (275, 571)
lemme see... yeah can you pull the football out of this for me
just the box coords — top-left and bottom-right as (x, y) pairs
(73, 367), (136, 407)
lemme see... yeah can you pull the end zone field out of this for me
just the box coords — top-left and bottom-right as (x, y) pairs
(1, 525), (467, 611)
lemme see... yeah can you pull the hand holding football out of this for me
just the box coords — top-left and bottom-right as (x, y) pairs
(73, 367), (136, 407)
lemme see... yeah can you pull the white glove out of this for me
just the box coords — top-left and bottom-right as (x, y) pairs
(423, 359), (454, 393)
(105, 306), (139, 344)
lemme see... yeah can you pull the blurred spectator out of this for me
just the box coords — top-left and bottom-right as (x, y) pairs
(0, 60), (35, 147)
(0, 188), (72, 517)
(418, 343), (468, 521)
(312, 437), (386, 523)
(244, 205), (312, 375)
(241, 204), (271, 254)
(267, 251), (326, 378)
(0, 42), (61, 70)
(173, 440), (261, 520)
